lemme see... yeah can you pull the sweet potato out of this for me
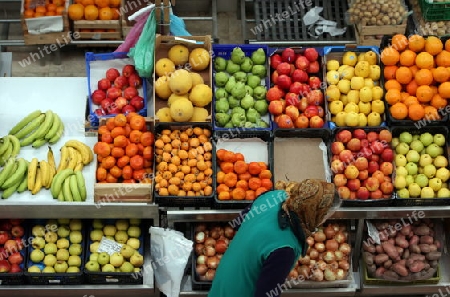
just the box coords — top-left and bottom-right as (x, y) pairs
(400, 225), (412, 236)
(364, 252), (374, 266)
(420, 235), (434, 245)
(409, 244), (421, 254)
(382, 242), (400, 261)
(383, 270), (399, 280)
(375, 267), (386, 278)
(375, 245), (384, 254)
(419, 244), (431, 253)
(409, 235), (419, 246)
(363, 243), (376, 253)
(409, 261), (426, 273)
(426, 251), (442, 261)
(395, 235), (409, 249)
(413, 226), (430, 236)
(384, 259), (393, 269)
(392, 263), (409, 277)
(402, 249), (410, 260)
(375, 253), (389, 265)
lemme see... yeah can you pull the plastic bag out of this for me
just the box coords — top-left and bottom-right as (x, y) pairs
(115, 9), (152, 53)
(128, 9), (156, 78)
(150, 227), (193, 297)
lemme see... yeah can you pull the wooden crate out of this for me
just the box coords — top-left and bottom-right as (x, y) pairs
(73, 20), (122, 40)
(22, 14), (71, 45)
(355, 22), (407, 46)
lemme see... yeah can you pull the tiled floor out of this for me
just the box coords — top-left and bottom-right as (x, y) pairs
(8, 12), (243, 77)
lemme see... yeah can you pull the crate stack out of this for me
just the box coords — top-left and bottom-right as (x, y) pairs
(408, 0), (450, 37)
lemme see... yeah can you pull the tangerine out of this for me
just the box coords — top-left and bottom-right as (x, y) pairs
(416, 85), (434, 102)
(245, 190), (256, 200)
(408, 104), (425, 121)
(130, 155), (144, 170)
(385, 88), (402, 105)
(96, 167), (107, 181)
(431, 94), (448, 109)
(68, 3), (84, 20)
(399, 50), (417, 67)
(383, 65), (398, 80)
(84, 4), (98, 20)
(101, 156), (116, 169)
(110, 126), (125, 138)
(126, 143), (139, 157)
(425, 36), (443, 56)
(438, 82), (450, 98)
(414, 68), (434, 86)
(140, 132), (154, 146)
(395, 66), (413, 84)
(114, 135), (128, 147)
(234, 160), (248, 174)
(392, 34), (408, 51)
(381, 47), (400, 66)
(408, 34), (425, 52)
(389, 102), (408, 120)
(122, 166), (133, 179)
(231, 188), (246, 200)
(129, 115), (146, 130)
(248, 162), (262, 175)
(416, 52), (434, 69)
(129, 130), (142, 143)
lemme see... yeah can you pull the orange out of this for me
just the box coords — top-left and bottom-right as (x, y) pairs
(81, 0), (94, 5)
(381, 47), (400, 66)
(94, 0), (109, 8)
(383, 65), (398, 80)
(390, 102), (408, 120)
(99, 7), (113, 20)
(408, 104), (425, 121)
(395, 66), (413, 84)
(399, 50), (417, 67)
(56, 6), (65, 15)
(438, 81), (450, 98)
(409, 65), (419, 76)
(403, 96), (419, 107)
(24, 9), (34, 18)
(84, 4), (98, 20)
(430, 94), (448, 109)
(385, 89), (401, 105)
(385, 79), (402, 91)
(424, 105), (440, 120)
(34, 12), (45, 17)
(414, 69), (433, 86)
(232, 188), (246, 200)
(35, 6), (46, 13)
(435, 50), (450, 67)
(45, 11), (56, 16)
(415, 52), (434, 69)
(113, 113), (126, 127)
(431, 85), (438, 95)
(392, 34), (408, 51)
(68, 4), (84, 20)
(110, 0), (120, 7)
(401, 91), (410, 101)
(46, 3), (57, 11)
(408, 35), (425, 52)
(52, 0), (65, 6)
(111, 7), (120, 19)
(416, 85), (433, 102)
(446, 39), (450, 51)
(425, 36), (443, 56)
(432, 67), (450, 83)
(406, 80), (418, 96)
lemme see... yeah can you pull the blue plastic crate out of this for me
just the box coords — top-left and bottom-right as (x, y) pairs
(212, 44), (273, 132)
(85, 52), (149, 127)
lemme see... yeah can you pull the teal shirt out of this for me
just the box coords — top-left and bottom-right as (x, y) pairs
(208, 190), (302, 297)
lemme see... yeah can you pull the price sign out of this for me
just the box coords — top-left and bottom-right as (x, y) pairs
(97, 237), (123, 255)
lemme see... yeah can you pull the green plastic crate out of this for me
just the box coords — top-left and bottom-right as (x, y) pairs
(419, 0), (450, 21)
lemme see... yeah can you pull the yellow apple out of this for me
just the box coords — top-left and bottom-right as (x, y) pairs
(369, 65), (381, 80)
(337, 79), (351, 94)
(351, 77), (365, 90)
(340, 94), (349, 105)
(326, 70), (340, 85)
(343, 51), (358, 66)
(364, 78), (374, 88)
(359, 86), (373, 103)
(367, 112), (382, 126)
(345, 111), (359, 126)
(372, 86), (384, 101)
(347, 90), (360, 104)
(326, 85), (341, 101)
(355, 61), (370, 77)
(328, 101), (344, 115)
(335, 111), (347, 126)
(340, 66), (355, 80)
(364, 51), (378, 65)
(358, 52), (366, 62)
(358, 101), (371, 115)
(371, 100), (385, 114)
(344, 102), (359, 113)
(358, 113), (368, 126)
(326, 59), (340, 71)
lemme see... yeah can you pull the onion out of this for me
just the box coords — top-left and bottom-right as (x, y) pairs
(206, 256), (219, 269)
(324, 225), (336, 239)
(323, 251), (336, 263)
(195, 232), (205, 244)
(334, 250), (344, 261)
(324, 268), (336, 281)
(316, 260), (327, 271)
(196, 264), (208, 276)
(312, 269), (324, 281)
(334, 231), (346, 244)
(309, 248), (319, 260)
(329, 261), (339, 270)
(333, 225), (340, 232)
(205, 245), (216, 257)
(204, 237), (216, 247)
(205, 269), (216, 281)
(325, 239), (339, 252)
(216, 254), (223, 259)
(195, 224), (206, 233)
(339, 225), (346, 232)
(339, 260), (350, 271)
(335, 268), (346, 280)
(339, 243), (351, 255)
(306, 236), (315, 246)
(289, 269), (299, 279)
(224, 226), (235, 239)
(197, 255), (206, 265)
(299, 255), (310, 265)
(297, 265), (310, 278)
(314, 231), (326, 243)
(215, 239), (228, 254)
(315, 242), (326, 253)
(309, 260), (316, 269)
(210, 229), (220, 240)
(219, 228), (224, 237)
(195, 243), (204, 255)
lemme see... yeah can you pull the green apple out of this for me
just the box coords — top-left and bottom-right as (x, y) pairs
(415, 174), (429, 188)
(397, 188), (410, 198)
(57, 226), (70, 238)
(42, 266), (56, 273)
(115, 268), (121, 272)
(120, 244), (136, 259)
(420, 132), (434, 147)
(399, 132), (413, 144)
(44, 231), (58, 243)
(423, 164), (437, 178)
(110, 252), (124, 267)
(426, 144), (443, 158)
(103, 225), (117, 236)
(54, 261), (68, 273)
(120, 261), (135, 273)
(90, 242), (100, 253)
(68, 255), (82, 267)
(115, 219), (129, 231)
(433, 133), (446, 147)
(421, 187), (435, 198)
(419, 154), (433, 167)
(90, 252), (99, 262)
(97, 252), (110, 265)
(32, 237), (45, 249)
(115, 230), (129, 244)
(394, 176), (407, 189)
(412, 135), (420, 141)
(69, 244), (82, 256)
(69, 219), (82, 231)
(127, 238), (140, 250)
(28, 265), (42, 273)
(410, 140), (424, 153)
(437, 188), (450, 198)
(434, 156), (449, 168)
(129, 219), (141, 226)
(405, 175), (415, 187)
(406, 162), (418, 175)
(43, 254), (57, 267)
(67, 266), (81, 273)
(127, 226), (141, 238)
(436, 167), (450, 182)
(30, 249), (45, 263)
(57, 219), (70, 225)
(92, 219), (104, 229)
(130, 253), (144, 267)
(391, 137), (400, 148)
(406, 150), (420, 163)
(395, 154), (407, 167)
(429, 178), (442, 192)
(44, 243), (57, 254)
(102, 264), (116, 272)
(85, 260), (100, 272)
(56, 249), (69, 261)
(56, 238), (70, 249)
(32, 225), (46, 237)
(69, 231), (83, 244)
(90, 229), (104, 242)
(396, 143), (410, 155)
(408, 183), (422, 197)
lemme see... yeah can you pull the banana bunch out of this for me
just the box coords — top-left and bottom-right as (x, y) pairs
(0, 134), (21, 166)
(56, 140), (94, 173)
(0, 158), (29, 199)
(9, 109), (64, 148)
(50, 169), (87, 202)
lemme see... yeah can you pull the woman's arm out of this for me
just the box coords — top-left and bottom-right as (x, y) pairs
(254, 247), (296, 297)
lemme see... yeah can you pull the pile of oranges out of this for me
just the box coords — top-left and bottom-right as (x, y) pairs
(24, 0), (66, 18)
(68, 0), (120, 21)
(381, 34), (450, 122)
(216, 149), (273, 201)
(94, 113), (154, 183)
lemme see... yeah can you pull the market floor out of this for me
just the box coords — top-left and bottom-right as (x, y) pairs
(8, 11), (243, 77)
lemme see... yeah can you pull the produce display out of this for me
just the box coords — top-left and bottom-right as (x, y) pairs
(216, 148), (272, 201)
(393, 130), (450, 198)
(27, 219), (84, 273)
(85, 219), (144, 273)
(68, 0), (120, 21)
(288, 222), (352, 282)
(382, 34), (450, 122)
(154, 44), (212, 122)
(0, 219), (26, 273)
(94, 113), (154, 183)
(331, 129), (394, 200)
(213, 47), (270, 128)
(193, 223), (236, 282)
(347, 0), (408, 26)
(326, 50), (384, 127)
(154, 127), (213, 197)
(363, 219), (442, 281)
(23, 0), (66, 18)
(91, 64), (145, 116)
(267, 47), (325, 128)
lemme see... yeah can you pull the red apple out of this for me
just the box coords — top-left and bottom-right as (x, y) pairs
(8, 252), (23, 265)
(123, 87), (139, 100)
(270, 54), (283, 69)
(331, 142), (345, 155)
(285, 92), (300, 107)
(0, 231), (10, 245)
(14, 238), (24, 251)
(130, 96), (145, 111)
(347, 138), (361, 152)
(309, 116), (324, 128)
(334, 174), (347, 187)
(91, 89), (106, 105)
(9, 219), (23, 226)
(354, 157), (369, 171)
(336, 130), (352, 143)
(268, 100), (284, 116)
(277, 74), (292, 90)
(372, 170), (385, 184)
(380, 162), (393, 175)
(0, 221), (12, 231)
(347, 179), (361, 191)
(380, 182), (394, 195)
(331, 159), (345, 174)
(290, 64), (295, 76)
(360, 139), (369, 147)
(101, 98), (114, 111)
(291, 69), (309, 83)
(381, 148), (394, 162)
(370, 189), (383, 199)
(370, 154), (380, 162)
(297, 97), (309, 112)
(353, 129), (367, 140)
(122, 105), (136, 114)
(309, 76), (322, 89)
(276, 62), (292, 76)
(289, 82), (303, 94)
(4, 240), (18, 253)
(106, 68), (120, 82)
(107, 107), (121, 115)
(122, 64), (136, 77)
(281, 48), (296, 63)
(307, 60), (320, 73)
(114, 76), (129, 89)
(366, 177), (380, 192)
(360, 147), (372, 159)
(106, 87), (122, 100)
(267, 86), (285, 101)
(285, 105), (299, 121)
(337, 186), (351, 199)
(114, 97), (128, 110)
(295, 55), (310, 70)
(300, 84), (311, 96)
(0, 260), (10, 272)
(295, 115), (309, 128)
(304, 48), (319, 62)
(358, 169), (369, 180)
(384, 176), (392, 183)
(356, 187), (370, 200)
(9, 263), (21, 273)
(368, 161), (379, 174)
(11, 226), (23, 238)
(367, 131), (378, 142)
(277, 114), (294, 128)
(128, 73), (142, 88)
(304, 105), (319, 118)
(94, 108), (106, 117)
(306, 90), (324, 106)
(271, 70), (279, 84)
(370, 140), (385, 155)
(97, 78), (111, 91)
(339, 150), (353, 163)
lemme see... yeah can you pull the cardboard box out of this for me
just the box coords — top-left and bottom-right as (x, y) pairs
(153, 35), (213, 124)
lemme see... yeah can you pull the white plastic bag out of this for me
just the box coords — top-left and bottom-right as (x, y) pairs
(150, 227), (193, 297)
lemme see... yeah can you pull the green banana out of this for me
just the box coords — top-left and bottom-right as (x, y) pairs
(45, 113), (62, 140)
(32, 138), (47, 149)
(0, 158), (17, 188)
(17, 169), (29, 193)
(9, 110), (42, 135)
(75, 171), (86, 201)
(0, 143), (13, 167)
(32, 110), (54, 141)
(69, 174), (82, 202)
(7, 135), (20, 157)
(0, 135), (11, 156)
(19, 113), (50, 147)
(50, 168), (74, 198)
(2, 176), (22, 199)
(57, 190), (65, 201)
(63, 177), (73, 202)
(2, 158), (28, 189)
(49, 123), (64, 145)
(14, 113), (45, 140)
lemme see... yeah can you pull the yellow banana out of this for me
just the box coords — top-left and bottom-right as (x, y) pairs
(47, 146), (57, 172)
(64, 140), (94, 165)
(57, 146), (69, 173)
(66, 147), (78, 170)
(39, 160), (51, 189)
(27, 158), (38, 191)
(31, 168), (43, 195)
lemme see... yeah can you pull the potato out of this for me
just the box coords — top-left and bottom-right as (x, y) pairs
(419, 244), (431, 253)
(364, 252), (374, 266)
(426, 251), (442, 261)
(393, 263), (409, 277)
(409, 261), (426, 273)
(396, 235), (409, 249)
(409, 244), (421, 254)
(396, 246), (404, 255)
(363, 243), (376, 253)
(375, 267), (386, 278)
(384, 259), (393, 269)
(429, 260), (439, 268)
(409, 235), (419, 246)
(409, 253), (425, 262)
(413, 226), (430, 236)
(375, 254), (389, 265)
(382, 242), (400, 261)
(402, 249), (410, 260)
(429, 244), (438, 252)
(420, 235), (434, 245)
(383, 270), (399, 280)
(400, 225), (411, 236)
(375, 245), (384, 254)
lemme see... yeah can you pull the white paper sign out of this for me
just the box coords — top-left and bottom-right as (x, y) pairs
(366, 221), (381, 245)
(97, 237), (123, 255)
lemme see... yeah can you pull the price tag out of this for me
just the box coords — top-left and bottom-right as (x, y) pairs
(97, 237), (123, 255)
(366, 221), (381, 245)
